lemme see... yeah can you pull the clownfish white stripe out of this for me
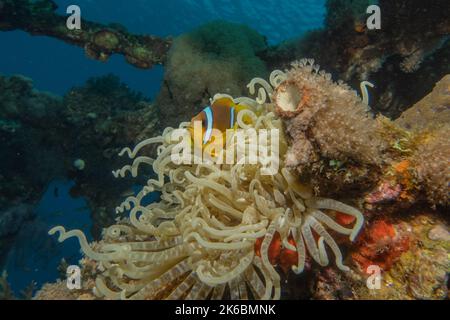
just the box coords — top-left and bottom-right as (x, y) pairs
(230, 107), (235, 128)
(203, 106), (213, 144)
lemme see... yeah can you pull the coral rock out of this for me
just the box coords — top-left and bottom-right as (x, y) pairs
(351, 219), (410, 272)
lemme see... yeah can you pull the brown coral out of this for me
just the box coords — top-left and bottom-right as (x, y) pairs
(273, 80), (311, 118)
(396, 75), (450, 131)
(413, 129), (450, 207)
(351, 213), (450, 300)
(288, 59), (388, 165)
(395, 75), (450, 207)
(275, 59), (390, 196)
(275, 61), (449, 208)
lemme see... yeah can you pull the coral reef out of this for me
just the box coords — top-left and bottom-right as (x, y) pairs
(274, 60), (449, 210)
(413, 130), (449, 207)
(156, 20), (269, 127)
(396, 74), (450, 131)
(261, 0), (450, 118)
(0, 75), (65, 207)
(249, 62), (448, 300)
(312, 267), (355, 300)
(0, 73), (161, 275)
(273, 59), (389, 197)
(34, 281), (79, 300)
(34, 257), (98, 300)
(61, 74), (160, 234)
(310, 212), (449, 300)
(352, 212), (449, 300)
(351, 219), (410, 272)
(394, 75), (450, 208)
(32, 62), (449, 301)
(0, 0), (171, 69)
(2, 61), (446, 301)
(44, 70), (365, 300)
(2, 0), (448, 120)
(40, 212), (448, 301)
(0, 0), (448, 302)
(394, 75), (449, 207)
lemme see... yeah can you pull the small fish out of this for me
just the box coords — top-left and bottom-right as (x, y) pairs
(191, 97), (247, 145)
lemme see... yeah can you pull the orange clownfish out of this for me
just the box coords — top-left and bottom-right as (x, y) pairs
(190, 97), (248, 145)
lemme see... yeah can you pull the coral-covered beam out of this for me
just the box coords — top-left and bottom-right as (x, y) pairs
(0, 0), (172, 69)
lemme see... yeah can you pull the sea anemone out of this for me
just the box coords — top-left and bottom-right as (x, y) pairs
(49, 66), (364, 300)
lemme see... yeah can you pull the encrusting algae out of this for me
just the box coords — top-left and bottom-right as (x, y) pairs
(47, 62), (365, 300)
(274, 59), (449, 210)
(273, 59), (391, 197)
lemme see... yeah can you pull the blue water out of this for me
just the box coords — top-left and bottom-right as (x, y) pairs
(0, 0), (325, 96)
(0, 0), (326, 296)
(4, 180), (161, 296)
(4, 180), (93, 296)
(0, 31), (164, 98)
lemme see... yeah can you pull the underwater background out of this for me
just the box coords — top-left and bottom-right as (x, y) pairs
(0, 0), (325, 96)
(0, 0), (448, 300)
(0, 0), (325, 297)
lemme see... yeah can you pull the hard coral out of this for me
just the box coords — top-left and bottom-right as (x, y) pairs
(399, 215), (450, 300)
(363, 158), (419, 215)
(283, 59), (388, 166)
(34, 280), (93, 300)
(413, 129), (450, 207)
(273, 61), (448, 209)
(351, 219), (410, 272)
(312, 267), (355, 300)
(395, 75), (450, 208)
(157, 20), (268, 127)
(0, 73), (161, 243)
(274, 59), (391, 196)
(350, 213), (449, 300)
(48, 71), (365, 300)
(262, 0), (450, 118)
(396, 74), (450, 131)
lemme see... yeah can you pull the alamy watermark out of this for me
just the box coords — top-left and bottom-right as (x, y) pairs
(366, 5), (381, 30)
(366, 265), (382, 290)
(66, 265), (81, 290)
(64, 4), (381, 32)
(66, 5), (81, 30)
